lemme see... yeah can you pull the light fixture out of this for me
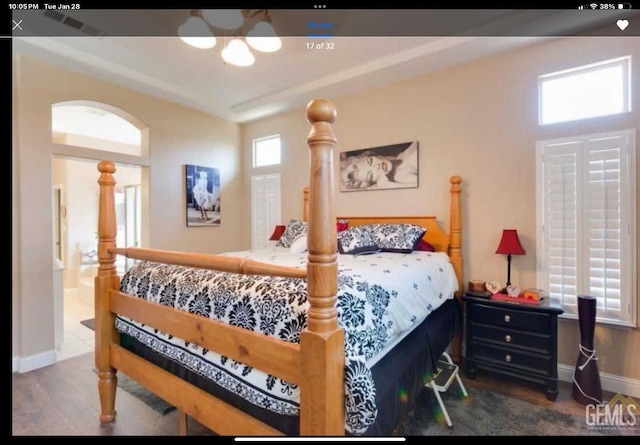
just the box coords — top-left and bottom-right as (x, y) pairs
(495, 229), (526, 291)
(178, 9), (282, 67)
(221, 38), (255, 67)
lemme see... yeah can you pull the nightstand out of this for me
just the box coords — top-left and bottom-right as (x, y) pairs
(463, 293), (564, 401)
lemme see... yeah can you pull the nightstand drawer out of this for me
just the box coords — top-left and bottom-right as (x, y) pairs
(469, 343), (553, 376)
(469, 303), (552, 334)
(470, 324), (552, 354)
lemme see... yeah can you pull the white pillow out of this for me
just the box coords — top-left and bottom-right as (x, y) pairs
(289, 235), (308, 254)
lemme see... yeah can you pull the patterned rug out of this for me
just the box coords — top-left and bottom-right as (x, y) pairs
(116, 373), (175, 415)
(396, 386), (624, 436)
(97, 374), (626, 435)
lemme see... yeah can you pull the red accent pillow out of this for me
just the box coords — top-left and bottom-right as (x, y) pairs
(414, 239), (435, 252)
(336, 220), (349, 232)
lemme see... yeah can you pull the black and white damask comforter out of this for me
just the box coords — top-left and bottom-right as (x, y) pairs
(115, 248), (458, 434)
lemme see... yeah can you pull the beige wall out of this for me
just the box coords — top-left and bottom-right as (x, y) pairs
(12, 54), (247, 363)
(242, 36), (640, 385)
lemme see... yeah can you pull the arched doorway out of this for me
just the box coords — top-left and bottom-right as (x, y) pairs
(51, 101), (146, 361)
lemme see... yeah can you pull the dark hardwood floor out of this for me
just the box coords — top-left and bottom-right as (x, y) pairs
(12, 351), (624, 436)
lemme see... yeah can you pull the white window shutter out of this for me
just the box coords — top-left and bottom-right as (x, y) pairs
(251, 174), (281, 249)
(537, 129), (636, 327)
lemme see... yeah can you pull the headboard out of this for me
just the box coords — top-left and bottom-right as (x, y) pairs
(302, 174), (463, 311)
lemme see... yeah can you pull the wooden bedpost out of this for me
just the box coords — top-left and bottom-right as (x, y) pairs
(95, 161), (121, 423)
(449, 175), (463, 362)
(299, 99), (344, 436)
(302, 186), (310, 222)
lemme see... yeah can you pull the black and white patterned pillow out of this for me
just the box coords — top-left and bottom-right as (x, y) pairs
(337, 226), (380, 256)
(277, 220), (308, 248)
(363, 223), (427, 253)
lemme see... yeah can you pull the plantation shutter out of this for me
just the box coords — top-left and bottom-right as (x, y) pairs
(251, 174), (281, 249)
(537, 129), (636, 326)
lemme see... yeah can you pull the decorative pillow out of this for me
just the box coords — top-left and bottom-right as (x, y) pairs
(414, 238), (435, 252)
(363, 223), (427, 253)
(336, 219), (349, 232)
(289, 235), (308, 254)
(337, 226), (379, 256)
(277, 220), (308, 248)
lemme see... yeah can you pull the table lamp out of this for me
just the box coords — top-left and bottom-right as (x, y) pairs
(495, 229), (526, 292)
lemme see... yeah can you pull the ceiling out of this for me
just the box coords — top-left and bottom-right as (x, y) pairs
(11, 8), (639, 124)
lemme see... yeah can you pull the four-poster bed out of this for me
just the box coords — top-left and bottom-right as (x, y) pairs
(94, 98), (463, 436)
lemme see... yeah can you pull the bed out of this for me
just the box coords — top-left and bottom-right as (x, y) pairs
(94, 98), (464, 436)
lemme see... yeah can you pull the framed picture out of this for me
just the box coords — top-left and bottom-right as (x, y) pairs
(339, 141), (419, 192)
(185, 164), (221, 227)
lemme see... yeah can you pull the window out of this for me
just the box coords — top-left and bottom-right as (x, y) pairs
(253, 135), (281, 167)
(250, 174), (281, 249)
(539, 56), (631, 125)
(536, 129), (636, 327)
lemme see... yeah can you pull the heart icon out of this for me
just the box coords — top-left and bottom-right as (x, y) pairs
(617, 20), (629, 31)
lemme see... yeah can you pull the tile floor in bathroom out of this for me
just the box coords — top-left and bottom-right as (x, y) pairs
(57, 288), (95, 362)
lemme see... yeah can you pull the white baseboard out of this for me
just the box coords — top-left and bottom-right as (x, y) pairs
(558, 363), (640, 399)
(12, 350), (57, 373)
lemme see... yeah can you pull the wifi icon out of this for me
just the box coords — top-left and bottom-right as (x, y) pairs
(590, 3), (598, 8)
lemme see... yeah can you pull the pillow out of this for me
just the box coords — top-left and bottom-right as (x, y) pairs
(414, 238), (435, 252)
(363, 223), (427, 253)
(277, 220), (308, 248)
(336, 219), (349, 232)
(289, 235), (308, 254)
(337, 226), (379, 256)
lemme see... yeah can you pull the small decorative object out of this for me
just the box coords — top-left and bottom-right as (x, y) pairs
(468, 280), (486, 293)
(340, 141), (418, 192)
(185, 164), (221, 227)
(485, 281), (502, 295)
(572, 295), (603, 405)
(522, 288), (542, 301)
(495, 229), (526, 292)
(506, 285), (520, 297)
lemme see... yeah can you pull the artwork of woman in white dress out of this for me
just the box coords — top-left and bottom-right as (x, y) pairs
(186, 164), (221, 226)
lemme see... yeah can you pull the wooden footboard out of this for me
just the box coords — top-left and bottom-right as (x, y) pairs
(95, 99), (344, 435)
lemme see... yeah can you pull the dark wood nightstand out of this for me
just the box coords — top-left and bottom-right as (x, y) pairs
(463, 293), (564, 401)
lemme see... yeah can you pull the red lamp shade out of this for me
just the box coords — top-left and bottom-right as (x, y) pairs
(495, 229), (525, 289)
(495, 229), (526, 255)
(269, 225), (286, 241)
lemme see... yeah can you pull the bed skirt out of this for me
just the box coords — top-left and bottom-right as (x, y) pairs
(119, 297), (462, 436)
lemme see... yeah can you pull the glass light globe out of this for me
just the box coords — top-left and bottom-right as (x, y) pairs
(246, 21), (282, 53)
(178, 16), (216, 49)
(221, 39), (255, 67)
(201, 9), (244, 30)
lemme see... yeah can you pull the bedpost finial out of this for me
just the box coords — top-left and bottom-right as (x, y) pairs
(306, 99), (336, 125)
(450, 175), (461, 185)
(98, 161), (116, 174)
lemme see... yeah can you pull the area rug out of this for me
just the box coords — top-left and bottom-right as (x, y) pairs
(83, 321), (175, 415)
(80, 318), (95, 331)
(397, 386), (623, 436)
(92, 368), (176, 415)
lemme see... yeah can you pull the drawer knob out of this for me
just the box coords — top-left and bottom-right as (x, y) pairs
(505, 334), (512, 343)
(505, 354), (512, 363)
(504, 314), (511, 323)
